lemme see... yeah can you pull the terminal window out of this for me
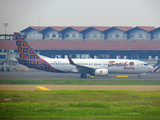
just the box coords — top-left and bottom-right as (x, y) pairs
(146, 34), (150, 38)
(59, 34), (62, 38)
(130, 34), (135, 38)
(108, 34), (112, 38)
(154, 34), (159, 38)
(46, 34), (49, 38)
(0, 55), (6, 59)
(66, 34), (69, 38)
(101, 34), (104, 38)
(115, 34), (119, 38)
(123, 34), (127, 38)
(52, 34), (56, 38)
(72, 34), (76, 38)
(86, 34), (90, 38)
(79, 34), (83, 38)
(138, 34), (143, 38)
(93, 34), (97, 38)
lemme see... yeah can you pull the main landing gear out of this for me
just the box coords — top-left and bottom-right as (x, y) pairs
(138, 75), (141, 78)
(80, 73), (87, 78)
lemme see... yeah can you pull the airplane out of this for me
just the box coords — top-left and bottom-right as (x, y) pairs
(14, 32), (154, 78)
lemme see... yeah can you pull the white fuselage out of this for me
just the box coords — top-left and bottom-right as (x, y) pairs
(44, 58), (154, 74)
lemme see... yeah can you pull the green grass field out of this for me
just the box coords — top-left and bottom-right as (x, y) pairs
(0, 79), (160, 85)
(0, 90), (160, 119)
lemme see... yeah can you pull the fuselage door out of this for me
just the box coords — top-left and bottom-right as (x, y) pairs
(137, 63), (140, 69)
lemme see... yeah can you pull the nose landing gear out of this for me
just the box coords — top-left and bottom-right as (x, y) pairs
(138, 73), (146, 79)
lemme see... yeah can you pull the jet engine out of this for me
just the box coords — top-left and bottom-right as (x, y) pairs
(95, 69), (108, 76)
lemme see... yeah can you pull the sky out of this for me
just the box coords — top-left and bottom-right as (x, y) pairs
(0, 0), (160, 34)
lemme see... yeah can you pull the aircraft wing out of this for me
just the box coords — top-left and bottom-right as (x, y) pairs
(67, 55), (95, 74)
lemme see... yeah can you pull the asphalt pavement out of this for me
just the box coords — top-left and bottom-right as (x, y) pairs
(0, 71), (160, 80)
(0, 71), (160, 90)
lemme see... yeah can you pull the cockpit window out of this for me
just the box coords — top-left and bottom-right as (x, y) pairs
(144, 64), (148, 66)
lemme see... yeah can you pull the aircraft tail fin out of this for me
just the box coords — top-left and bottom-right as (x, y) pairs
(14, 32), (40, 60)
(152, 60), (160, 72)
(152, 66), (160, 73)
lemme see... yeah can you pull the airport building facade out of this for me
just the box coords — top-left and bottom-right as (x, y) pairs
(20, 26), (160, 41)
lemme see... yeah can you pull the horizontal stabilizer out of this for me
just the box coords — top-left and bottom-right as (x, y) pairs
(15, 58), (30, 63)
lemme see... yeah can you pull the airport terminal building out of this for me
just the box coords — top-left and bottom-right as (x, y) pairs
(0, 26), (160, 71)
(20, 26), (160, 41)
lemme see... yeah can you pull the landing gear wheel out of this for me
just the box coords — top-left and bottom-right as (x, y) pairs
(7, 68), (11, 71)
(138, 75), (141, 79)
(80, 73), (87, 78)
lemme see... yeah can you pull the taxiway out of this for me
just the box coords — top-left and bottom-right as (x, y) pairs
(0, 71), (159, 80)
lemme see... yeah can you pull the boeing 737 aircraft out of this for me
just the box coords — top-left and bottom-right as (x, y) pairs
(14, 32), (154, 78)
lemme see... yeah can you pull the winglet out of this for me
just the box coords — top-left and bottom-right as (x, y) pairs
(67, 55), (76, 65)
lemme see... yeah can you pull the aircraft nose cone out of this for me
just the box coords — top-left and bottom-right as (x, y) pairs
(150, 66), (154, 71)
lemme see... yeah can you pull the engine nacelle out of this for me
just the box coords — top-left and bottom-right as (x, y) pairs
(94, 69), (108, 76)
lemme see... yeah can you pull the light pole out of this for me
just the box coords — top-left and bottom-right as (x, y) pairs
(37, 7), (40, 54)
(38, 40), (40, 54)
(3, 23), (9, 40)
(37, 28), (41, 54)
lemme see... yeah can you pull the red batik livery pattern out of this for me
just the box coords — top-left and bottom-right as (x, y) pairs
(14, 32), (40, 60)
(14, 32), (63, 73)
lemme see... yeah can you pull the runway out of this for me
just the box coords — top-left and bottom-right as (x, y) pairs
(0, 71), (160, 91)
(0, 85), (160, 91)
(0, 71), (160, 80)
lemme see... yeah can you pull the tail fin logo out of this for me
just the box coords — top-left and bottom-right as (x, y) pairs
(99, 70), (103, 74)
(14, 32), (63, 73)
(14, 32), (40, 60)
